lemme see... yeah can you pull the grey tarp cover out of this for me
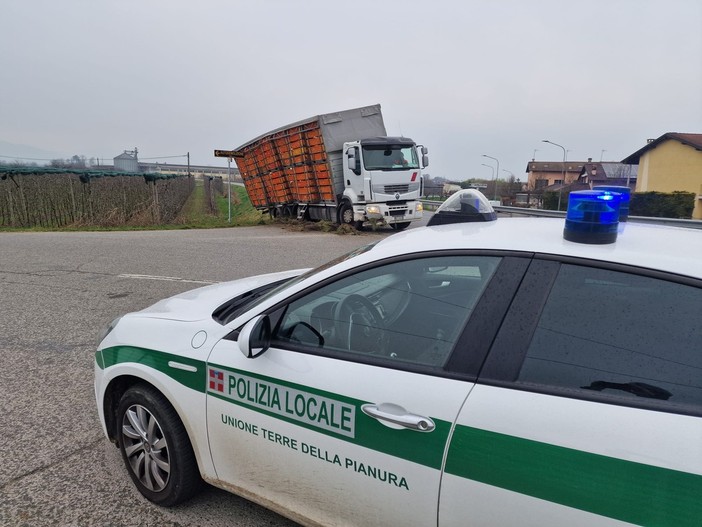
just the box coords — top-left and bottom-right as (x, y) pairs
(234, 104), (387, 154)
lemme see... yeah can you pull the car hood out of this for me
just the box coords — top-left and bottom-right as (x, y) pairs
(133, 268), (307, 322)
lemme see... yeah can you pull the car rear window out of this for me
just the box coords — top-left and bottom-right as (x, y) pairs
(516, 264), (702, 412)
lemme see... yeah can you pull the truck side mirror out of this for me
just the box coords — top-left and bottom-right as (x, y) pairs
(422, 154), (429, 168)
(422, 146), (428, 155)
(346, 149), (361, 175)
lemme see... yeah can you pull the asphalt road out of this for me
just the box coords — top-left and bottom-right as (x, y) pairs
(0, 224), (403, 527)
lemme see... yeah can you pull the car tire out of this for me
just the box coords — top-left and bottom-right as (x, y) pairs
(117, 384), (201, 506)
(390, 221), (411, 231)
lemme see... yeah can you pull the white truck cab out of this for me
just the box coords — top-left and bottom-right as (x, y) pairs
(343, 136), (428, 231)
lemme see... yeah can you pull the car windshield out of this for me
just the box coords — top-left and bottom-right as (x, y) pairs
(232, 241), (380, 321)
(362, 146), (419, 171)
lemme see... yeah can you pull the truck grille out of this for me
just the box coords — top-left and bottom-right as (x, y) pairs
(384, 184), (409, 193)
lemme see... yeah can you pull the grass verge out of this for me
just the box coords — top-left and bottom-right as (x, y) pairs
(176, 183), (268, 229)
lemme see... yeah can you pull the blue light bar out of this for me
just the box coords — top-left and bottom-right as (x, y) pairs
(564, 190), (622, 244)
(593, 185), (631, 221)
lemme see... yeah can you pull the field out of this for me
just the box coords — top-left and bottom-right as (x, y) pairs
(0, 166), (267, 230)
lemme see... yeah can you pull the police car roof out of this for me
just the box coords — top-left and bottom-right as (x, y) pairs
(372, 218), (702, 279)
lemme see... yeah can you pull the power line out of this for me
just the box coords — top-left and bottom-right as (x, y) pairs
(0, 154), (56, 161)
(139, 155), (188, 160)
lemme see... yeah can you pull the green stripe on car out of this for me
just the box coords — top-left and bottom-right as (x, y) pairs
(99, 346), (205, 392)
(445, 426), (702, 526)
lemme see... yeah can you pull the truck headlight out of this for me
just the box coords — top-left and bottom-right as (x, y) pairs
(366, 205), (381, 215)
(416, 202), (424, 212)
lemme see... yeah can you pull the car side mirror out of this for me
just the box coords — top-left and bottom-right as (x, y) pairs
(238, 314), (271, 358)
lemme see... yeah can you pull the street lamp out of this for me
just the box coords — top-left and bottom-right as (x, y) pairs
(481, 163), (495, 199)
(481, 163), (495, 180)
(542, 140), (566, 211)
(482, 154), (499, 200)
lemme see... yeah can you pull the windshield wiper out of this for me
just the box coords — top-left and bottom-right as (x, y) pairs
(581, 381), (672, 400)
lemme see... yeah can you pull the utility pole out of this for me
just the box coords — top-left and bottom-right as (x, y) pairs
(227, 157), (232, 223)
(214, 149), (244, 223)
(187, 152), (190, 177)
(542, 140), (567, 211)
(482, 154), (500, 201)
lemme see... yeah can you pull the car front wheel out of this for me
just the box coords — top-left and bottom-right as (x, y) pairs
(117, 384), (201, 506)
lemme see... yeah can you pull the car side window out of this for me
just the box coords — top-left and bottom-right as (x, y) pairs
(517, 264), (702, 411)
(272, 256), (501, 368)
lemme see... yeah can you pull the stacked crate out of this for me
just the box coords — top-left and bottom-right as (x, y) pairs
(235, 120), (335, 209)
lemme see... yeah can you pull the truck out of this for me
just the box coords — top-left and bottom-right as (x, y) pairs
(232, 104), (428, 230)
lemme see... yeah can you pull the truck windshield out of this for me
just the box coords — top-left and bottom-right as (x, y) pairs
(362, 145), (419, 171)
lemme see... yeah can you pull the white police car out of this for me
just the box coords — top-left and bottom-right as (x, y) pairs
(95, 191), (702, 526)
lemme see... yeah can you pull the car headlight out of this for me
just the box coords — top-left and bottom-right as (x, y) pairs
(366, 205), (381, 215)
(97, 316), (122, 348)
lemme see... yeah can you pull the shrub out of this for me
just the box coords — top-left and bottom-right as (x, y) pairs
(629, 191), (695, 219)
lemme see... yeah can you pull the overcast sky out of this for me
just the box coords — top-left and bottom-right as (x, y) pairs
(2, 0), (701, 182)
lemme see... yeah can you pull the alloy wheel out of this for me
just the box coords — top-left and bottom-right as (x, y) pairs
(121, 404), (171, 492)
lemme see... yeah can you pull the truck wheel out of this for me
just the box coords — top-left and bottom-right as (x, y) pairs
(117, 384), (201, 506)
(338, 202), (355, 225)
(390, 222), (411, 231)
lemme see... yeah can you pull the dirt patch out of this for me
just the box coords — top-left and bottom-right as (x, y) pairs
(275, 219), (368, 235)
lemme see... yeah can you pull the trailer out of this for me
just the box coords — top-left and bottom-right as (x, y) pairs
(233, 104), (427, 230)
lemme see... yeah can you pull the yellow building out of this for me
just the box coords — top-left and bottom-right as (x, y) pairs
(622, 133), (702, 219)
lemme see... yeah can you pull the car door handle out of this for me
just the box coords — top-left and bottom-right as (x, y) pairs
(361, 403), (435, 432)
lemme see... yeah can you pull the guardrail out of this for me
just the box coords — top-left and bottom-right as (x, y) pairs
(420, 200), (702, 230)
(420, 200), (443, 211)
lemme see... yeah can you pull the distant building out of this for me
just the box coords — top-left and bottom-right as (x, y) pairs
(109, 148), (240, 180)
(622, 132), (702, 219)
(140, 162), (240, 180)
(578, 160), (637, 189)
(514, 193), (541, 207)
(525, 160), (586, 191)
(113, 148), (139, 172)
